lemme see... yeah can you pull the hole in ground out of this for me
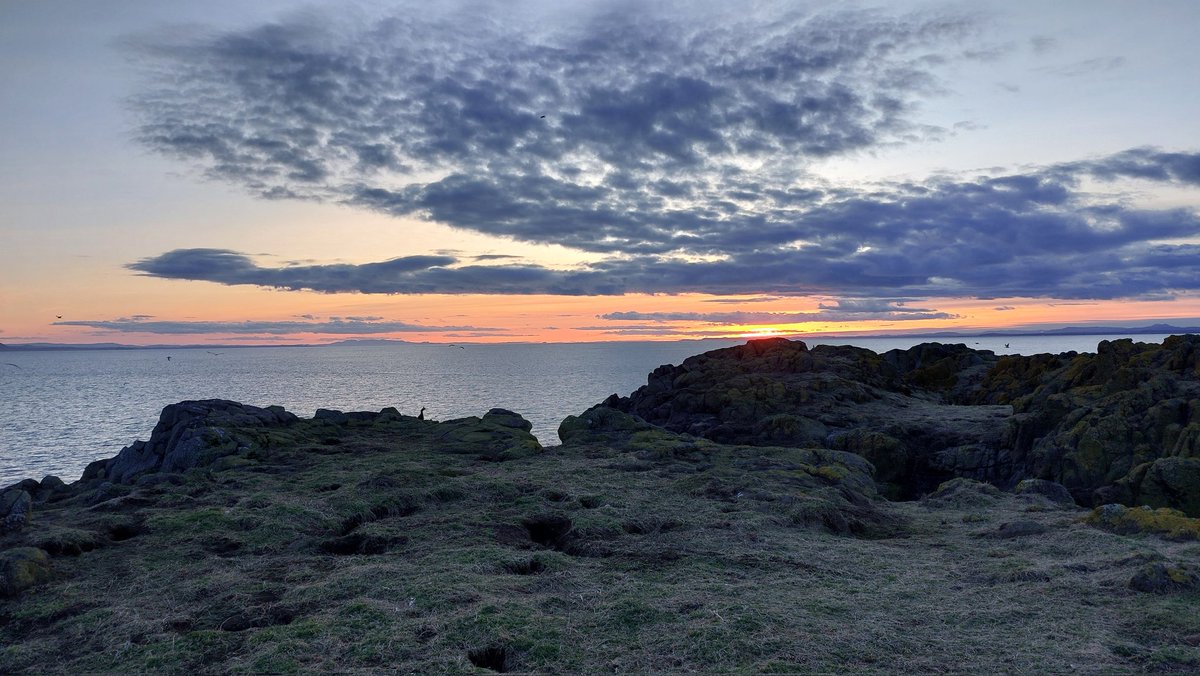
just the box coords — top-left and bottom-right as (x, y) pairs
(107, 521), (144, 541)
(468, 645), (512, 672)
(522, 514), (572, 547)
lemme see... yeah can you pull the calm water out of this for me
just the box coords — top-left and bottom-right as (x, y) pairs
(0, 334), (1173, 486)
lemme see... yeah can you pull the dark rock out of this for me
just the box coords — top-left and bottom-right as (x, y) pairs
(39, 475), (66, 491)
(1, 489), (33, 533)
(1014, 479), (1076, 507)
(483, 408), (533, 432)
(313, 408), (350, 424)
(1129, 563), (1200, 594)
(0, 547), (51, 597)
(100, 400), (299, 484)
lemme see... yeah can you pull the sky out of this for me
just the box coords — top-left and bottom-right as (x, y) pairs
(1, 0), (1199, 345)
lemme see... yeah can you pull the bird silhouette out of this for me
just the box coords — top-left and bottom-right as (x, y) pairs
(206, 351), (222, 355)
(56, 315), (63, 319)
(417, 407), (426, 420)
(3, 363), (20, 369)
(1004, 343), (1010, 348)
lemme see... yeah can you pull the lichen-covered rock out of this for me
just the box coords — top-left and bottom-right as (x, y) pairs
(97, 400), (300, 484)
(0, 547), (51, 596)
(594, 335), (1200, 513)
(1084, 504), (1200, 540)
(558, 405), (664, 447)
(1, 488), (33, 533)
(434, 411), (542, 461)
(1129, 562), (1199, 594)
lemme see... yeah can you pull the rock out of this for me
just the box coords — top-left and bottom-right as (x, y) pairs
(433, 412), (542, 461)
(0, 547), (52, 596)
(1129, 563), (1200, 594)
(1014, 479), (1076, 507)
(1084, 504), (1200, 540)
(1114, 457), (1200, 517)
(39, 475), (67, 496)
(100, 400), (299, 484)
(314, 408), (350, 424)
(483, 408), (534, 432)
(1, 488), (33, 533)
(591, 335), (1200, 512)
(558, 406), (664, 447)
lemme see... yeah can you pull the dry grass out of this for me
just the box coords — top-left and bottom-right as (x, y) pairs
(2, 416), (1198, 673)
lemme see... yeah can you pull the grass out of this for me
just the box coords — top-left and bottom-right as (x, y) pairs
(2, 413), (1198, 673)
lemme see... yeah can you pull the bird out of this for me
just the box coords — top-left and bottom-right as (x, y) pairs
(166, 356), (171, 361)
(417, 407), (426, 420)
(1004, 343), (1010, 348)
(206, 351), (222, 356)
(3, 363), (20, 369)
(539, 115), (546, 119)
(55, 315), (63, 319)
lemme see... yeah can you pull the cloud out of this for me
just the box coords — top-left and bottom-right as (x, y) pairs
(1038, 56), (1126, 78)
(600, 299), (956, 324)
(121, 4), (1200, 302)
(53, 316), (494, 335)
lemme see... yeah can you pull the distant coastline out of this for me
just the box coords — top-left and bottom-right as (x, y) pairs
(3, 323), (1198, 351)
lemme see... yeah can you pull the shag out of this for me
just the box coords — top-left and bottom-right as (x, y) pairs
(418, 407), (426, 420)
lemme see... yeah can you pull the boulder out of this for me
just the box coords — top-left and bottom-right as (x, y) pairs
(1129, 563), (1199, 594)
(1084, 504), (1200, 540)
(99, 400), (299, 484)
(1, 488), (33, 533)
(0, 547), (51, 596)
(433, 411), (542, 461)
(483, 408), (534, 433)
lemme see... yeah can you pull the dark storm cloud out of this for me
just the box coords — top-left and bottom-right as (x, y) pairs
(124, 4), (1200, 301)
(53, 316), (491, 334)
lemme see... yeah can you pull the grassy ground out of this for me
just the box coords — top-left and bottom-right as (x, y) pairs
(2, 414), (1198, 673)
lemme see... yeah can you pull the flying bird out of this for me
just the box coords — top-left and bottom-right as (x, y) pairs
(1004, 343), (1010, 348)
(56, 315), (63, 319)
(3, 363), (20, 368)
(207, 351), (222, 355)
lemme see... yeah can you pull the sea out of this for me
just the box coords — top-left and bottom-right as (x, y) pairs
(0, 333), (1177, 487)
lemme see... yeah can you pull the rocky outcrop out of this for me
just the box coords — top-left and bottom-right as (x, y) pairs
(83, 400), (300, 484)
(600, 335), (1200, 514)
(606, 338), (1012, 499)
(79, 400), (541, 485)
(559, 404), (901, 537)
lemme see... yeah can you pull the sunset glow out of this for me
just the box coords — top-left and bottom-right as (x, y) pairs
(3, 1), (1199, 345)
